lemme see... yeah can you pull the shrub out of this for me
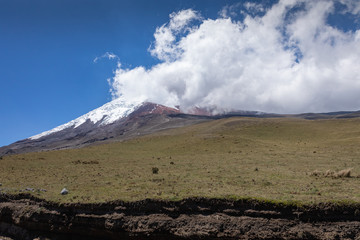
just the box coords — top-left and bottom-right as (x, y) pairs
(310, 168), (352, 178)
(152, 167), (159, 174)
(324, 170), (335, 177)
(335, 168), (352, 178)
(72, 160), (99, 165)
(310, 170), (322, 177)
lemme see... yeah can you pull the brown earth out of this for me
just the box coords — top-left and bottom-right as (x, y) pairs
(2, 194), (360, 239)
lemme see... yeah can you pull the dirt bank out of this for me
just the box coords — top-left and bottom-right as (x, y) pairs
(1, 194), (360, 239)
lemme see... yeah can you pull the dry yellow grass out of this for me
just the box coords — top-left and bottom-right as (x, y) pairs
(311, 168), (353, 178)
(1, 117), (360, 203)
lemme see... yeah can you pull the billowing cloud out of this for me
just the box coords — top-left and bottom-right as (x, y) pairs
(110, 0), (360, 114)
(149, 9), (201, 62)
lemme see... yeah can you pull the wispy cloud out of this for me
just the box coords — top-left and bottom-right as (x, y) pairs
(219, 2), (267, 19)
(109, 0), (360, 114)
(219, 2), (243, 18)
(93, 52), (119, 63)
(339, 0), (360, 15)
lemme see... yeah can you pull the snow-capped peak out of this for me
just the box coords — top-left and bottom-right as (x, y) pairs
(29, 98), (143, 140)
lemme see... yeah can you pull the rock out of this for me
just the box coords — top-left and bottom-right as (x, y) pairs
(0, 183), (2, 186)
(60, 188), (68, 195)
(25, 187), (34, 192)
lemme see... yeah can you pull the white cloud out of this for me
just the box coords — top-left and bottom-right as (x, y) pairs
(110, 1), (360, 114)
(149, 9), (201, 62)
(220, 2), (266, 19)
(339, 0), (360, 15)
(244, 2), (265, 13)
(93, 52), (119, 63)
(219, 3), (242, 18)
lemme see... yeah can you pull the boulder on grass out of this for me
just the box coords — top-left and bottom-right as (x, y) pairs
(61, 188), (68, 195)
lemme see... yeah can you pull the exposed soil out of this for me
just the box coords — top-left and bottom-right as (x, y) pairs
(2, 194), (360, 239)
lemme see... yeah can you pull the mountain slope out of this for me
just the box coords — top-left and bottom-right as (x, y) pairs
(0, 100), (207, 156)
(29, 98), (143, 140)
(1, 97), (360, 157)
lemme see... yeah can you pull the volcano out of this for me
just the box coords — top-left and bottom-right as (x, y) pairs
(2, 98), (360, 157)
(0, 99), (206, 156)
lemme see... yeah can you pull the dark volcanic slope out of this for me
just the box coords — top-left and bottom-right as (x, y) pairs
(2, 103), (360, 157)
(0, 103), (208, 156)
(2, 194), (360, 240)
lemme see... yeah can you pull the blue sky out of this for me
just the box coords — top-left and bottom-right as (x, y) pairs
(1, 0), (360, 147)
(0, 0), (239, 146)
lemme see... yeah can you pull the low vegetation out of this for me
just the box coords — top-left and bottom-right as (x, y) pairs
(311, 168), (353, 178)
(1, 117), (360, 203)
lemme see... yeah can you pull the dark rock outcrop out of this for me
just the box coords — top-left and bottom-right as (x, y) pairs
(2, 194), (360, 239)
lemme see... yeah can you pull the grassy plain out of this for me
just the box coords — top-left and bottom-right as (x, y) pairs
(1, 117), (360, 203)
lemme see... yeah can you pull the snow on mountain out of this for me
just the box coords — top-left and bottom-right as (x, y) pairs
(29, 98), (143, 140)
(28, 98), (264, 141)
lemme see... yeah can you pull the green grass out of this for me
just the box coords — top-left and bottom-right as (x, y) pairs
(1, 117), (360, 203)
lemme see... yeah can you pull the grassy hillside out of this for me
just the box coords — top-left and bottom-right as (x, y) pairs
(1, 117), (360, 203)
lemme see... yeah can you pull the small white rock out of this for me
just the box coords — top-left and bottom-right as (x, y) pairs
(60, 188), (68, 195)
